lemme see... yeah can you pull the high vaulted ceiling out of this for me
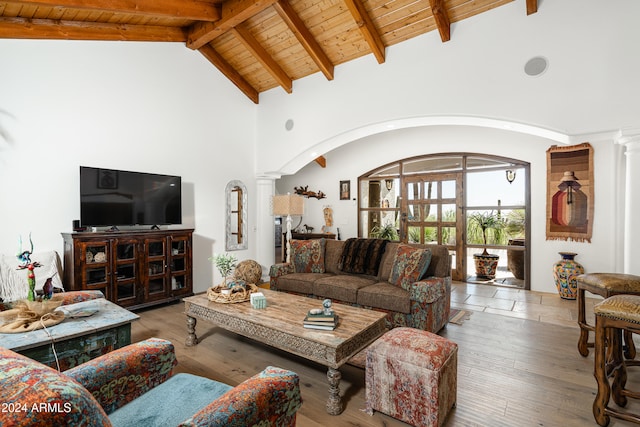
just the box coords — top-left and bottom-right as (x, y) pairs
(0, 0), (537, 103)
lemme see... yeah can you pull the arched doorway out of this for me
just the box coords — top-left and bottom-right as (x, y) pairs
(358, 153), (530, 288)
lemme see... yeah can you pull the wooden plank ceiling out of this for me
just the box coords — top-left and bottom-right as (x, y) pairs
(0, 0), (537, 103)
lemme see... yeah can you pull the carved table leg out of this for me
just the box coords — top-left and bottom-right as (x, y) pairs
(326, 367), (343, 415)
(185, 315), (199, 347)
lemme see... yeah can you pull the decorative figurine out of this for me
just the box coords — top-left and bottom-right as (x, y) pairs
(294, 185), (327, 200)
(322, 298), (333, 315)
(16, 233), (42, 301)
(42, 277), (54, 300)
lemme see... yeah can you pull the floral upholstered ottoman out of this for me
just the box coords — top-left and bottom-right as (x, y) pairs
(365, 327), (458, 426)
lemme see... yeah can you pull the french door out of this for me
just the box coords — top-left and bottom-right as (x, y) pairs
(401, 173), (464, 281)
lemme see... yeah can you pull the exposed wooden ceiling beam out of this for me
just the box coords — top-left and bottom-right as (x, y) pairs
(0, 17), (186, 41)
(12, 0), (221, 21)
(526, 0), (538, 15)
(428, 0), (450, 42)
(231, 24), (292, 93)
(186, 0), (278, 50)
(273, 0), (334, 81)
(314, 156), (326, 168)
(342, 0), (385, 64)
(199, 43), (259, 104)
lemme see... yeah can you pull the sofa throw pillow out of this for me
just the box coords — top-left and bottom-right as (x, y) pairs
(338, 238), (388, 276)
(388, 245), (432, 290)
(290, 239), (326, 273)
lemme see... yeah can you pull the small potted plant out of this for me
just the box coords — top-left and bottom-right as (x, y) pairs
(468, 211), (505, 279)
(209, 253), (237, 286)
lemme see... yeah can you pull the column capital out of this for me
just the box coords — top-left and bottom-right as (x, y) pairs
(256, 173), (282, 181)
(616, 128), (640, 147)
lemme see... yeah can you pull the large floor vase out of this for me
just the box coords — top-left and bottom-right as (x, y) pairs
(552, 252), (584, 300)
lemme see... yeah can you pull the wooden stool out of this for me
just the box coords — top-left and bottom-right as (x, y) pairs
(577, 273), (640, 357)
(593, 294), (640, 426)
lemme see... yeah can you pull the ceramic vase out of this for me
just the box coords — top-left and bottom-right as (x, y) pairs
(474, 253), (499, 279)
(552, 252), (584, 300)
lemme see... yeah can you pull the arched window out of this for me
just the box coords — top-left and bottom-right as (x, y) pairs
(359, 153), (530, 288)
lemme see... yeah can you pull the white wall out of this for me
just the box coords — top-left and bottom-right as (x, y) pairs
(0, 40), (257, 293)
(255, 0), (640, 174)
(276, 124), (621, 294)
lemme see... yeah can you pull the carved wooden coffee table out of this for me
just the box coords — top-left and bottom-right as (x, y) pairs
(183, 289), (386, 415)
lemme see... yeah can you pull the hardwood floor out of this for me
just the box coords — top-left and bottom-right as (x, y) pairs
(130, 283), (636, 427)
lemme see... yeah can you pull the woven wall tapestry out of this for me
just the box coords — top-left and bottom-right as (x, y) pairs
(546, 142), (594, 242)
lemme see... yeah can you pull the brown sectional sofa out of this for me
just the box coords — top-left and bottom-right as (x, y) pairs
(269, 238), (452, 333)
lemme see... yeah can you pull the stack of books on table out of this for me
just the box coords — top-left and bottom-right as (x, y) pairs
(303, 311), (339, 330)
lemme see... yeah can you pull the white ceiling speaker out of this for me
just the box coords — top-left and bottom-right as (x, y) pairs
(524, 56), (548, 77)
(285, 119), (294, 131)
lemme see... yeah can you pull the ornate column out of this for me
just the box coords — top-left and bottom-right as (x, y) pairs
(616, 130), (640, 274)
(255, 175), (279, 280)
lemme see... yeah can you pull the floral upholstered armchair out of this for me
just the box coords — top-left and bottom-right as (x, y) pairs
(0, 338), (302, 426)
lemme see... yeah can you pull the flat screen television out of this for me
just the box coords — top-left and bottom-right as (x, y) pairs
(80, 166), (182, 228)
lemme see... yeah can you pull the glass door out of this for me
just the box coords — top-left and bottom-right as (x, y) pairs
(168, 234), (191, 297)
(402, 173), (464, 281)
(144, 238), (168, 302)
(113, 238), (138, 307)
(79, 241), (110, 300)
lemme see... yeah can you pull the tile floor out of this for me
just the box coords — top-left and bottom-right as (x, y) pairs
(451, 281), (599, 329)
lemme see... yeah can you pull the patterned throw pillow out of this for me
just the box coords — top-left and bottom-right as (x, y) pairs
(388, 245), (432, 290)
(290, 239), (326, 273)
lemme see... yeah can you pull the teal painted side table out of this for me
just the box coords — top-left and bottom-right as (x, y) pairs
(0, 298), (139, 370)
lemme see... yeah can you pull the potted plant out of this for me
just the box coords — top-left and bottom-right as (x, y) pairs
(209, 253), (238, 286)
(369, 223), (399, 241)
(468, 211), (505, 279)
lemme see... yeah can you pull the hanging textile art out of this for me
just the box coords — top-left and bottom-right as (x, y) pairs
(546, 142), (594, 242)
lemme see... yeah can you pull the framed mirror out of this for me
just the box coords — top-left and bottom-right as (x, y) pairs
(225, 180), (248, 251)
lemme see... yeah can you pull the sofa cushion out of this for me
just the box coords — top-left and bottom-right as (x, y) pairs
(379, 243), (451, 281)
(324, 239), (345, 275)
(357, 282), (411, 314)
(338, 238), (388, 275)
(109, 373), (232, 427)
(378, 242), (400, 282)
(389, 245), (432, 290)
(423, 245), (451, 278)
(313, 275), (377, 303)
(277, 273), (334, 294)
(290, 239), (326, 273)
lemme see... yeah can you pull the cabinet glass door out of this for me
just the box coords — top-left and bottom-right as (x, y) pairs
(169, 235), (191, 296)
(145, 238), (168, 301)
(80, 241), (110, 299)
(114, 239), (138, 306)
